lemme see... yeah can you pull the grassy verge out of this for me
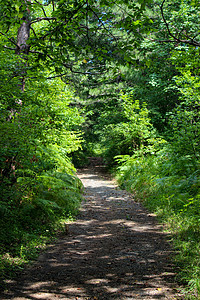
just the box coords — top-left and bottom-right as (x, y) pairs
(0, 216), (74, 292)
(115, 153), (200, 299)
(0, 170), (83, 292)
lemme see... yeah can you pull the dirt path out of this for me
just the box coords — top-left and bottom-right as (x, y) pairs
(1, 167), (181, 300)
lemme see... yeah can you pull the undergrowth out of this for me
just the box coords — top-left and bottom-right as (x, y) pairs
(0, 215), (75, 292)
(115, 150), (200, 299)
(0, 76), (85, 291)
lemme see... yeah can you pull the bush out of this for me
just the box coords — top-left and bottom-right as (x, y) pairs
(0, 70), (84, 285)
(116, 145), (200, 298)
(101, 92), (162, 166)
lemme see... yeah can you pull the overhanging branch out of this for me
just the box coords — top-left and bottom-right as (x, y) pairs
(160, 0), (200, 47)
(4, 45), (16, 51)
(30, 17), (57, 25)
(0, 31), (19, 49)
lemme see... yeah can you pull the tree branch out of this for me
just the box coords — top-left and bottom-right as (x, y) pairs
(160, 0), (177, 41)
(41, 4), (51, 21)
(30, 17), (56, 25)
(0, 31), (19, 49)
(29, 49), (54, 60)
(46, 73), (69, 79)
(3, 45), (16, 51)
(89, 6), (118, 42)
(30, 25), (37, 37)
(52, 1), (55, 12)
(160, 0), (200, 47)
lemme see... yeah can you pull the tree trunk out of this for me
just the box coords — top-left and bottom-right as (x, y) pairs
(15, 1), (31, 91)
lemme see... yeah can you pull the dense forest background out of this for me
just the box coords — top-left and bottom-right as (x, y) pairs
(0, 0), (199, 298)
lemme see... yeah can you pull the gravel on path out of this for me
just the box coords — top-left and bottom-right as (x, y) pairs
(1, 167), (181, 300)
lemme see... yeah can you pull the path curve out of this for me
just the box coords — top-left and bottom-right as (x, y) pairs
(1, 167), (180, 300)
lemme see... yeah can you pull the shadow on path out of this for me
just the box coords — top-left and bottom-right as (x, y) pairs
(1, 168), (181, 300)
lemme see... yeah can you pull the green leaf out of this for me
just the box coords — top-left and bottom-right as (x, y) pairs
(15, 4), (20, 12)
(18, 13), (24, 19)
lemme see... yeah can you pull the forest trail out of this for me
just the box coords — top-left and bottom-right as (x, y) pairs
(1, 164), (181, 300)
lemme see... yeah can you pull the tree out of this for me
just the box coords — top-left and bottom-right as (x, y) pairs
(160, 0), (200, 47)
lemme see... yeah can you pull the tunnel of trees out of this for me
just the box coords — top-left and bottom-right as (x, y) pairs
(0, 0), (199, 297)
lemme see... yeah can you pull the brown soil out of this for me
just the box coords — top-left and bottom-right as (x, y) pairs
(1, 163), (182, 300)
